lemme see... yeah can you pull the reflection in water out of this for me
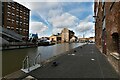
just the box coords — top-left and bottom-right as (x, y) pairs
(2, 43), (84, 76)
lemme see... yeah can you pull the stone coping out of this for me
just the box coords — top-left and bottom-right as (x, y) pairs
(110, 52), (120, 60)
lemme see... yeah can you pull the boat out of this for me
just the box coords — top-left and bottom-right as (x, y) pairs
(38, 40), (55, 46)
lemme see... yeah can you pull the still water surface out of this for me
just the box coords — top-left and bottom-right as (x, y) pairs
(2, 43), (84, 76)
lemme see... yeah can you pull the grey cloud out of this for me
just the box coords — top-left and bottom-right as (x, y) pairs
(30, 22), (48, 34)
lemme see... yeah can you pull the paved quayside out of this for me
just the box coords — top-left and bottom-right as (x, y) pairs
(28, 44), (119, 79)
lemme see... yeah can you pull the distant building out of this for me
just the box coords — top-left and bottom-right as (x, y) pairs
(49, 34), (61, 42)
(49, 28), (77, 42)
(79, 38), (88, 43)
(70, 36), (78, 42)
(61, 28), (75, 42)
(88, 37), (95, 43)
(29, 33), (38, 43)
(79, 37), (95, 43)
(94, 1), (120, 73)
(0, 1), (30, 42)
(49, 28), (76, 43)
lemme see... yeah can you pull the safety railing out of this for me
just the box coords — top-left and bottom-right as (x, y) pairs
(21, 53), (41, 73)
(34, 53), (41, 65)
(22, 56), (30, 71)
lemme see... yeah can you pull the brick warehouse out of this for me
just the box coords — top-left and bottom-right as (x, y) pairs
(94, 1), (120, 74)
(0, 0), (30, 41)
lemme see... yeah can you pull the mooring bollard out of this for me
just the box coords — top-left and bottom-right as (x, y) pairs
(52, 61), (59, 66)
(74, 50), (76, 52)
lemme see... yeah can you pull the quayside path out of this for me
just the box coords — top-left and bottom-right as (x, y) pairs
(28, 44), (119, 79)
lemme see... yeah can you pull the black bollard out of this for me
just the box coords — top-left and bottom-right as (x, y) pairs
(74, 50), (76, 52)
(52, 61), (59, 66)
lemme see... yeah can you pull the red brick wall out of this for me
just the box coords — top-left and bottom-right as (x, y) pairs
(118, 2), (120, 55)
(3, 2), (30, 38)
(95, 2), (120, 73)
(105, 2), (120, 74)
(95, 2), (103, 49)
(105, 2), (119, 53)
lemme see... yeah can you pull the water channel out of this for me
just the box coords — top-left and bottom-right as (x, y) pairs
(2, 43), (85, 76)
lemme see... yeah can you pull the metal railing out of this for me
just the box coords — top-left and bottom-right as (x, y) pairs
(34, 53), (41, 65)
(22, 53), (41, 73)
(22, 56), (30, 71)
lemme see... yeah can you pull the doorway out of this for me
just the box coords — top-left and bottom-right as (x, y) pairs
(112, 33), (119, 53)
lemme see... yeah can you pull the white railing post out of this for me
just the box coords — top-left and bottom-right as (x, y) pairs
(34, 53), (41, 66)
(22, 56), (30, 71)
(22, 56), (26, 69)
(21, 54), (41, 73)
(27, 56), (30, 71)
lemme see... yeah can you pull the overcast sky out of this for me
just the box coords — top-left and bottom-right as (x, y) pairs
(14, 0), (95, 38)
